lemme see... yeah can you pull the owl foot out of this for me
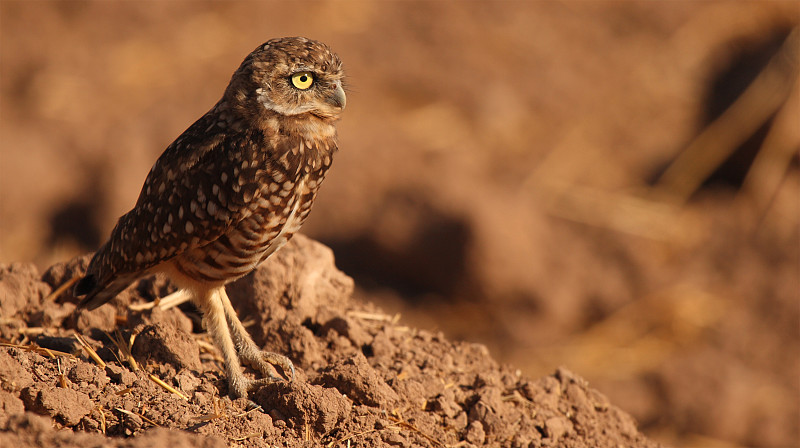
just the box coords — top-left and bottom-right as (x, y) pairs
(227, 352), (294, 411)
(241, 348), (296, 382)
(205, 287), (296, 404)
(228, 373), (278, 402)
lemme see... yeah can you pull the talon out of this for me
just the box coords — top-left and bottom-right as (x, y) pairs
(287, 361), (296, 381)
(245, 400), (263, 412)
(241, 349), (295, 382)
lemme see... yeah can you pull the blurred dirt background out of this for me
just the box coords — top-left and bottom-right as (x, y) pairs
(1, 1), (798, 447)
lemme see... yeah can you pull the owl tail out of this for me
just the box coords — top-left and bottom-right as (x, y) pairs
(74, 272), (139, 311)
(73, 247), (140, 311)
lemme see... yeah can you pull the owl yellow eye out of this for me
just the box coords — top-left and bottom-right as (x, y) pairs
(290, 71), (314, 90)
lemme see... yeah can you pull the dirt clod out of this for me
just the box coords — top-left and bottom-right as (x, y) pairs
(313, 352), (399, 407)
(105, 364), (137, 386)
(20, 384), (93, 426)
(0, 350), (34, 392)
(132, 322), (201, 372)
(0, 391), (24, 426)
(465, 420), (486, 444)
(256, 380), (352, 433)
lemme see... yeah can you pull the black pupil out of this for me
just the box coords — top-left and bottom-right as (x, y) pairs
(299, 75), (307, 82)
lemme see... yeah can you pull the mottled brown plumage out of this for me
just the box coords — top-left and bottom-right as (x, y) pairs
(74, 37), (345, 400)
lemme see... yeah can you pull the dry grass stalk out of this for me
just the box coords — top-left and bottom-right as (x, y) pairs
(128, 301), (155, 312)
(192, 398), (227, 423)
(147, 373), (189, 401)
(106, 330), (139, 371)
(44, 276), (79, 302)
(739, 50), (800, 229)
(539, 183), (691, 242)
(74, 333), (106, 368)
(0, 342), (73, 358)
(326, 428), (391, 448)
(39, 346), (56, 359)
(232, 401), (263, 418)
(547, 285), (724, 378)
(347, 310), (401, 324)
(195, 338), (225, 364)
(115, 407), (161, 427)
(387, 411), (446, 448)
(57, 357), (67, 388)
(115, 387), (133, 396)
(230, 433), (261, 442)
(653, 27), (799, 204)
(94, 406), (108, 434)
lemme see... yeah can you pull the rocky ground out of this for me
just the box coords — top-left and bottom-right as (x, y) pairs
(1, 235), (658, 447)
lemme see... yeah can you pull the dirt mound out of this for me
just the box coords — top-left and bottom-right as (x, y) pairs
(0, 235), (658, 447)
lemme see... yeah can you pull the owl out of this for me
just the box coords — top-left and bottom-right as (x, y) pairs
(73, 37), (346, 401)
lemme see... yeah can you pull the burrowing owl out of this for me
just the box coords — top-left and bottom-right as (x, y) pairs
(73, 37), (346, 401)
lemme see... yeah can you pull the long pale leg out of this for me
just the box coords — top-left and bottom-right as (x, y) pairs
(218, 287), (295, 381)
(194, 287), (275, 400)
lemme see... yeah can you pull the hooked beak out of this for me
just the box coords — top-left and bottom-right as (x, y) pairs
(328, 81), (346, 110)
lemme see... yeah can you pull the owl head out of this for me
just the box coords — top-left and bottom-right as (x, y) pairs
(225, 37), (346, 122)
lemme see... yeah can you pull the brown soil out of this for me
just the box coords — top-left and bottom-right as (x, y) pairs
(0, 235), (658, 447)
(1, 2), (798, 447)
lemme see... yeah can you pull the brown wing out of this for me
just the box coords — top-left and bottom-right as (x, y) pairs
(74, 108), (283, 309)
